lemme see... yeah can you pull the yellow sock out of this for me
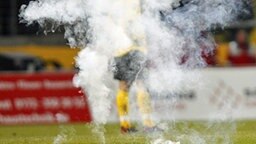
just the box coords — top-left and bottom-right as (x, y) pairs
(116, 89), (131, 128)
(120, 116), (131, 129)
(137, 90), (154, 127)
(141, 114), (154, 127)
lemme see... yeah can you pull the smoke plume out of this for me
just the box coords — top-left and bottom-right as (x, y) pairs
(20, 0), (249, 143)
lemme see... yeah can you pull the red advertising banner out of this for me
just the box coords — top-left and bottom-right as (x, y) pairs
(0, 72), (92, 125)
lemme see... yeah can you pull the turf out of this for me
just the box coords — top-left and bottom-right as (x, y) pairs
(0, 121), (255, 144)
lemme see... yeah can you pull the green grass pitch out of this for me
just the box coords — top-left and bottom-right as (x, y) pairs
(0, 121), (255, 144)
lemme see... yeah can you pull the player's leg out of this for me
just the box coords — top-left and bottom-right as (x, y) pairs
(136, 80), (155, 128)
(116, 80), (131, 130)
(114, 53), (137, 133)
(136, 81), (163, 132)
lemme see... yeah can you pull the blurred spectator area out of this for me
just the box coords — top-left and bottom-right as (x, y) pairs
(201, 0), (256, 67)
(0, 45), (79, 71)
(213, 27), (256, 67)
(0, 0), (255, 68)
(0, 0), (77, 72)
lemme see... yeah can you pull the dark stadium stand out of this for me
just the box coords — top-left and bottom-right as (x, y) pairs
(0, 52), (45, 71)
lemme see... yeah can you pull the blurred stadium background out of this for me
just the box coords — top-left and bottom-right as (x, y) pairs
(0, 0), (256, 144)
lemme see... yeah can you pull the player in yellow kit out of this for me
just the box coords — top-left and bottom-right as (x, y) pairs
(114, 49), (156, 133)
(112, 0), (157, 133)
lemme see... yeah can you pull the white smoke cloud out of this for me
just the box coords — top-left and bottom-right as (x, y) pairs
(19, 0), (247, 143)
(74, 49), (112, 123)
(152, 138), (180, 144)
